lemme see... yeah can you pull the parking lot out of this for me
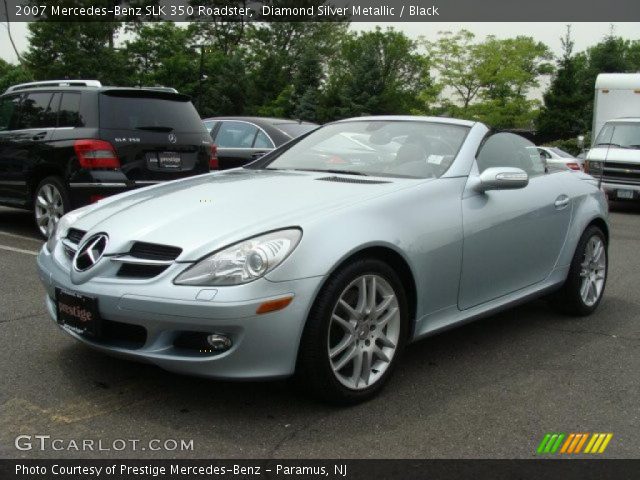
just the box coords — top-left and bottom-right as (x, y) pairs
(0, 204), (638, 459)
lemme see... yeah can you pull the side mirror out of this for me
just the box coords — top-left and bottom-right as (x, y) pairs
(475, 167), (529, 192)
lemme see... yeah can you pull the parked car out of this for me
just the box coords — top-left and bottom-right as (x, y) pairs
(0, 80), (214, 238)
(537, 146), (583, 171)
(203, 116), (318, 169)
(585, 118), (640, 201)
(38, 116), (608, 404)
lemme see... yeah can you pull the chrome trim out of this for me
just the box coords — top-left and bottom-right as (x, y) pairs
(0, 180), (27, 186)
(69, 183), (128, 188)
(109, 255), (174, 266)
(5, 79), (101, 93)
(61, 239), (78, 252)
(133, 180), (163, 185)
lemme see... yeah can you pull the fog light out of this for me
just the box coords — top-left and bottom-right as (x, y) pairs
(207, 334), (232, 351)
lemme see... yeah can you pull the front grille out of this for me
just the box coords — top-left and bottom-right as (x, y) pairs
(66, 228), (86, 244)
(129, 242), (182, 260)
(316, 176), (390, 185)
(603, 162), (640, 185)
(116, 263), (169, 278)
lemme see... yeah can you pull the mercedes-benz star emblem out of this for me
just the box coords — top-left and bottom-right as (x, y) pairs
(168, 133), (177, 144)
(73, 234), (109, 272)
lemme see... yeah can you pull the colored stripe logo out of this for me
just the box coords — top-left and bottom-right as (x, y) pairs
(537, 433), (613, 454)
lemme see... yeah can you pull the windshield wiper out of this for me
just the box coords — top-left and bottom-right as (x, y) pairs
(135, 126), (174, 132)
(290, 168), (368, 176)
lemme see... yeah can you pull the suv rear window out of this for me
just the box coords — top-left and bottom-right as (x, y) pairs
(99, 91), (204, 133)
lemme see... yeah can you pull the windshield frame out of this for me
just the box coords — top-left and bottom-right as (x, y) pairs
(247, 119), (471, 179)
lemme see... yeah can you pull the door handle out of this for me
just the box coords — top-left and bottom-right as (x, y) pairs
(251, 151), (267, 159)
(31, 132), (47, 141)
(554, 195), (570, 209)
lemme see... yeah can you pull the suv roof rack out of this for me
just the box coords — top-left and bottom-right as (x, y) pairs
(5, 80), (102, 93)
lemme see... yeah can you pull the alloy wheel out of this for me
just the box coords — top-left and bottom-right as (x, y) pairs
(579, 235), (607, 307)
(35, 183), (65, 238)
(328, 274), (401, 390)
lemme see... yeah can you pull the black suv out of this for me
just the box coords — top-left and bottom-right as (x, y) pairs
(0, 80), (215, 238)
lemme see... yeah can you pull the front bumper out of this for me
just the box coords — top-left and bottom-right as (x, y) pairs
(37, 246), (324, 380)
(601, 181), (640, 201)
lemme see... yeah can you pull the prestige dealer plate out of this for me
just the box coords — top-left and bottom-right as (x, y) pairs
(55, 288), (100, 336)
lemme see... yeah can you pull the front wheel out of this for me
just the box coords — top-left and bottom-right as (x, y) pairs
(551, 225), (608, 316)
(297, 258), (408, 404)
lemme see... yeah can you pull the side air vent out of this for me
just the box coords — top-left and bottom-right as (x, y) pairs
(114, 241), (182, 279)
(129, 242), (182, 261)
(316, 176), (390, 185)
(116, 263), (169, 279)
(66, 228), (86, 244)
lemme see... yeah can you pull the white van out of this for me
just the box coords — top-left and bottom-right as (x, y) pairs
(586, 74), (640, 201)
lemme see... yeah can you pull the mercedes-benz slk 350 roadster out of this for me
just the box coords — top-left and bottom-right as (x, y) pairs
(37, 116), (609, 403)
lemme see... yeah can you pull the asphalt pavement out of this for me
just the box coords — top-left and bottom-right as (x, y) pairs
(0, 204), (638, 459)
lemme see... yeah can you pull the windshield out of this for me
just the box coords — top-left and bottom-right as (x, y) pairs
(263, 120), (470, 179)
(594, 122), (640, 149)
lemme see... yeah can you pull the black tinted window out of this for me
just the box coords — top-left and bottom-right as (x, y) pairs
(477, 132), (545, 177)
(58, 93), (83, 127)
(16, 92), (55, 129)
(0, 95), (21, 131)
(99, 93), (204, 133)
(214, 121), (258, 148)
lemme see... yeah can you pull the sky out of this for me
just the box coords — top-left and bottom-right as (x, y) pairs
(2, 22), (639, 100)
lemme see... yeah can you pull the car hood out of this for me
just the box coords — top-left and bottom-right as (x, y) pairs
(72, 169), (417, 260)
(587, 147), (640, 162)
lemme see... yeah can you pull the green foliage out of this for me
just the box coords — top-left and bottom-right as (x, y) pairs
(425, 30), (552, 129)
(0, 60), (33, 93)
(321, 27), (436, 121)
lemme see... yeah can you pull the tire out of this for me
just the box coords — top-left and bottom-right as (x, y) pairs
(33, 176), (70, 239)
(551, 225), (608, 316)
(297, 258), (409, 405)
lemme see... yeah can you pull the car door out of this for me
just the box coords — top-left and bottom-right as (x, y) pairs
(458, 133), (572, 310)
(211, 121), (273, 169)
(0, 93), (27, 205)
(10, 92), (57, 204)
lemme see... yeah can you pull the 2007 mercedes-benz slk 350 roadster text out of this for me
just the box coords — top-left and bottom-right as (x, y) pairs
(37, 116), (609, 403)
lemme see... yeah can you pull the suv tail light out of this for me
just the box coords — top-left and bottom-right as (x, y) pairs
(209, 144), (219, 170)
(74, 139), (120, 169)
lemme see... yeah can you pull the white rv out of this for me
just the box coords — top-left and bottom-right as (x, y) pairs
(586, 74), (640, 201)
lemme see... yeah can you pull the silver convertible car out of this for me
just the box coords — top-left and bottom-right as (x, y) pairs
(37, 116), (609, 403)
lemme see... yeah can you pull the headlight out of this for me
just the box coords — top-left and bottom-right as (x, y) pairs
(585, 160), (603, 175)
(45, 207), (91, 252)
(174, 229), (302, 286)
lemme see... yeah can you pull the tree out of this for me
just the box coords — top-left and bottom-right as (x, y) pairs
(0, 59), (32, 93)
(537, 26), (589, 141)
(427, 31), (552, 129)
(424, 30), (483, 110)
(24, 22), (131, 84)
(321, 27), (435, 121)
